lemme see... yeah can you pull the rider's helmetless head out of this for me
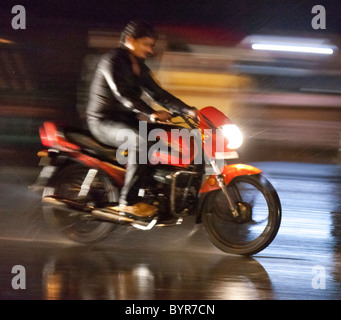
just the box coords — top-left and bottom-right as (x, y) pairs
(120, 20), (158, 59)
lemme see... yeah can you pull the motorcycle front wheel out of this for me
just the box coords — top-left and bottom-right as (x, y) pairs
(202, 174), (281, 255)
(43, 164), (119, 243)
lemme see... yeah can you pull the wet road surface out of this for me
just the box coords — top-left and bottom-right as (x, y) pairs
(0, 162), (341, 300)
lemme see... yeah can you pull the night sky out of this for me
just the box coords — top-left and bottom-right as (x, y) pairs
(1, 0), (341, 37)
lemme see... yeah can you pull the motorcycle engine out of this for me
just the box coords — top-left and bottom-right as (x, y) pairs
(153, 169), (202, 217)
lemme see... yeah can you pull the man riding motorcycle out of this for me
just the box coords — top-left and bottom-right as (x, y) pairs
(86, 20), (197, 219)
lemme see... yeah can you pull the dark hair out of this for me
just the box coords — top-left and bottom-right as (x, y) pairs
(120, 20), (158, 44)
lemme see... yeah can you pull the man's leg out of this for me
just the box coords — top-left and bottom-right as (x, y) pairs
(87, 117), (157, 217)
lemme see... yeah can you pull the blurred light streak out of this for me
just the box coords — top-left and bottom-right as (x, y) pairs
(0, 38), (15, 45)
(252, 43), (334, 55)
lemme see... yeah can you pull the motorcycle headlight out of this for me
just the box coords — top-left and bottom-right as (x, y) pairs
(221, 124), (243, 149)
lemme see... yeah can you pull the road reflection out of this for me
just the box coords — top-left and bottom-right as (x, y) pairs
(41, 246), (273, 300)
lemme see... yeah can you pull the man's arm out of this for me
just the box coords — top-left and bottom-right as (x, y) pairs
(141, 67), (196, 116)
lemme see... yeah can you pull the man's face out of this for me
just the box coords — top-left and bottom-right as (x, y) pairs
(126, 36), (156, 59)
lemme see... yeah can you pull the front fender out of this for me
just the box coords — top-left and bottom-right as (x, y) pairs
(199, 164), (262, 194)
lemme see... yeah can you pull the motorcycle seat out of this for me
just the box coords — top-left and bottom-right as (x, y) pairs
(65, 131), (118, 161)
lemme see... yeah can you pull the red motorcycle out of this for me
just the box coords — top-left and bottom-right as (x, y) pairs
(34, 106), (281, 255)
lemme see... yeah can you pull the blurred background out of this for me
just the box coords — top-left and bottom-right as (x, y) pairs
(0, 0), (341, 166)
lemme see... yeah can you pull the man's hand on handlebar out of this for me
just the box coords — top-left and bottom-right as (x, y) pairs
(150, 110), (172, 122)
(187, 106), (198, 119)
(138, 107), (198, 124)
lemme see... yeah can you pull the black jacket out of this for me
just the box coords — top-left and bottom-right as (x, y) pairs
(86, 46), (191, 123)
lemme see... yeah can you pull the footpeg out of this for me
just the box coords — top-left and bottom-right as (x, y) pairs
(131, 216), (158, 230)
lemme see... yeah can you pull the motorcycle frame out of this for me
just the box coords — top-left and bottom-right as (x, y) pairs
(37, 108), (263, 220)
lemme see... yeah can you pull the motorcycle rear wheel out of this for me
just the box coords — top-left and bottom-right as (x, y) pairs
(42, 164), (119, 243)
(202, 174), (281, 255)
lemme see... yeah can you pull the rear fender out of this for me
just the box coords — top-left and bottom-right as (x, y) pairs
(34, 151), (126, 189)
(32, 150), (80, 189)
(199, 164), (262, 194)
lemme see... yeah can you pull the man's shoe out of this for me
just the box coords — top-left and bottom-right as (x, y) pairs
(113, 203), (158, 218)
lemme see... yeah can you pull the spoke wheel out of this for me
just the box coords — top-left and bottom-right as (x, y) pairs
(43, 164), (119, 243)
(203, 174), (281, 255)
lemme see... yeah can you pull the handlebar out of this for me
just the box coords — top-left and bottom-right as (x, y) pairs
(138, 109), (199, 128)
(152, 113), (198, 129)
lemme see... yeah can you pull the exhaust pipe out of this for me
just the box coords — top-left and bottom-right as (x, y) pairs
(92, 208), (135, 223)
(42, 196), (93, 212)
(43, 196), (132, 223)
(42, 196), (157, 228)
(93, 207), (159, 229)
